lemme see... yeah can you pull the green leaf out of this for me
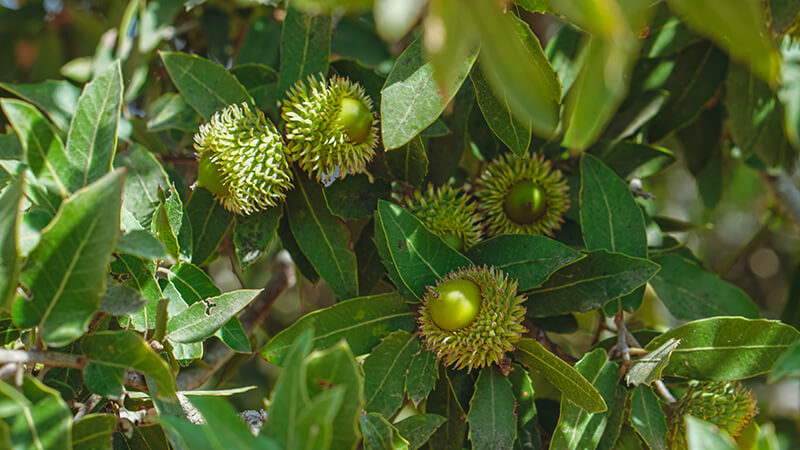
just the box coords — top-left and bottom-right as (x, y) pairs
(384, 136), (428, 186)
(1, 98), (71, 206)
(395, 414), (445, 450)
(562, 36), (637, 150)
(507, 363), (542, 449)
(467, 366), (517, 450)
(81, 330), (176, 398)
(72, 414), (116, 450)
(513, 339), (607, 414)
(0, 176), (23, 310)
(236, 16), (282, 68)
(0, 376), (71, 450)
(363, 330), (419, 418)
(545, 25), (583, 99)
(65, 60), (122, 191)
(99, 283), (148, 316)
(381, 36), (477, 150)
(551, 349), (619, 450)
(684, 415), (737, 450)
(264, 330), (312, 447)
(285, 169), (358, 300)
(12, 169), (123, 347)
(146, 93), (200, 132)
(547, 0), (627, 38)
(644, 317), (800, 380)
(278, 213), (320, 282)
(464, 5), (561, 137)
(666, 0), (779, 83)
(360, 412), (409, 450)
(375, 200), (472, 301)
(160, 51), (253, 120)
(166, 289), (259, 343)
(0, 80), (80, 131)
(629, 385), (668, 450)
(230, 63), (279, 112)
(233, 207), (281, 269)
(626, 338), (680, 387)
(305, 341), (364, 450)
(82, 362), (124, 399)
(650, 254), (759, 320)
(426, 367), (468, 449)
(648, 41), (728, 141)
(466, 234), (583, 291)
(524, 250), (660, 317)
(324, 174), (391, 220)
(471, 66), (531, 157)
(405, 347), (438, 406)
(113, 254), (161, 330)
(113, 144), (171, 229)
(151, 186), (189, 260)
(587, 141), (676, 180)
(187, 187), (233, 266)
(259, 293), (415, 365)
(139, 0), (183, 53)
(116, 230), (167, 260)
(278, 6), (332, 96)
(596, 386), (628, 450)
(373, 0), (426, 42)
(769, 340), (800, 382)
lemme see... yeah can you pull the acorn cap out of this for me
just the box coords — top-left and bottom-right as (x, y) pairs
(668, 381), (758, 449)
(194, 102), (293, 215)
(404, 184), (484, 251)
(475, 152), (569, 237)
(418, 266), (527, 371)
(282, 75), (379, 183)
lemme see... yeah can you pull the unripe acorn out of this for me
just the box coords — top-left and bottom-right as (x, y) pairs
(404, 184), (484, 251)
(667, 381), (758, 449)
(418, 266), (527, 371)
(475, 152), (569, 237)
(194, 102), (293, 215)
(282, 75), (378, 183)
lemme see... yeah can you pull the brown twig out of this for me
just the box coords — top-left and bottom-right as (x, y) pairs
(766, 171), (800, 227)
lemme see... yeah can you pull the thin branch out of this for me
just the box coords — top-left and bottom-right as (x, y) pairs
(176, 250), (296, 390)
(767, 172), (800, 226)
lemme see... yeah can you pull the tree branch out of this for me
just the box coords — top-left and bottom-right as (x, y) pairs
(767, 172), (800, 226)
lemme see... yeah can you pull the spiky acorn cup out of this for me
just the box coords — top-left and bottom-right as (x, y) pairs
(282, 75), (378, 183)
(418, 266), (527, 371)
(475, 153), (569, 237)
(194, 102), (293, 215)
(667, 381), (758, 449)
(404, 184), (483, 251)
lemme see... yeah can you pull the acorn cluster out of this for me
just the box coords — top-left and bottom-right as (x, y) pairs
(194, 75), (378, 214)
(667, 381), (758, 449)
(417, 266), (527, 371)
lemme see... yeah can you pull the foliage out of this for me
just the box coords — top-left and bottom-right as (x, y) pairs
(1, 0), (800, 448)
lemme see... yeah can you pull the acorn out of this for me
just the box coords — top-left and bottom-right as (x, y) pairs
(667, 381), (758, 449)
(194, 102), (293, 215)
(475, 152), (569, 237)
(404, 184), (483, 251)
(282, 75), (378, 183)
(418, 266), (527, 371)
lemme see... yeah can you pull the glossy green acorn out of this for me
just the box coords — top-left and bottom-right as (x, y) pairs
(418, 266), (527, 371)
(475, 152), (569, 237)
(193, 102), (293, 215)
(428, 279), (482, 331)
(503, 180), (546, 224)
(283, 75), (378, 183)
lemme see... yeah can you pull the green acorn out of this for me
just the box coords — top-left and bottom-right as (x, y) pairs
(418, 266), (527, 371)
(282, 75), (378, 183)
(194, 102), (293, 215)
(404, 184), (483, 251)
(667, 381), (758, 449)
(475, 153), (569, 237)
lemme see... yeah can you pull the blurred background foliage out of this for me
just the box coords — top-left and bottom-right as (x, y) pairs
(3, 0), (800, 446)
